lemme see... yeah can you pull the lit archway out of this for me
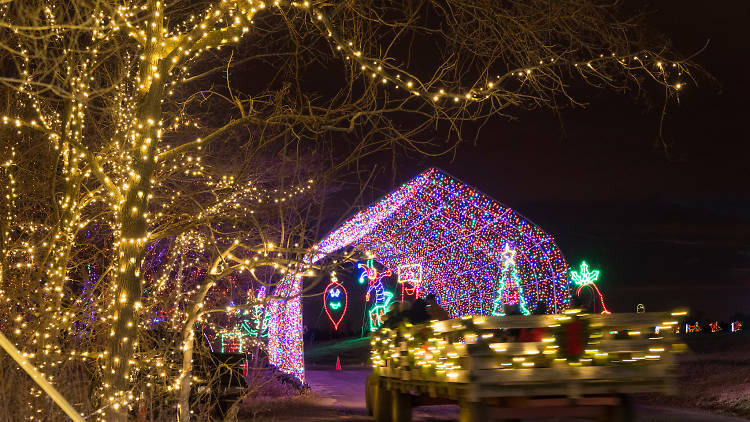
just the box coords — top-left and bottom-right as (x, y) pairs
(268, 168), (569, 381)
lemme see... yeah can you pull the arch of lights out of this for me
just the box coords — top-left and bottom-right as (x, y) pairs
(268, 168), (569, 381)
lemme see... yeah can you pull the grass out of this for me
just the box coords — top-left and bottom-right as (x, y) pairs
(304, 336), (370, 367)
(239, 391), (340, 421)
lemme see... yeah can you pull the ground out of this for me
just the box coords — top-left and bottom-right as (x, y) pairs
(240, 368), (749, 421)
(240, 333), (750, 421)
(639, 332), (750, 418)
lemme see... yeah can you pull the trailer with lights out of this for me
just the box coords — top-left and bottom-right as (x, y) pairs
(365, 311), (685, 422)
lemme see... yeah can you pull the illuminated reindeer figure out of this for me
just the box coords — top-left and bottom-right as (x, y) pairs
(358, 262), (393, 331)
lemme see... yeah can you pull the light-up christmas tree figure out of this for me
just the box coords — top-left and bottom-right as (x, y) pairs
(491, 244), (530, 316)
(570, 261), (611, 314)
(243, 286), (268, 339)
(217, 286), (268, 354)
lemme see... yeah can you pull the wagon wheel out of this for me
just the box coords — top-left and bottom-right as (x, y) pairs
(365, 374), (375, 416)
(373, 382), (393, 422)
(600, 395), (634, 422)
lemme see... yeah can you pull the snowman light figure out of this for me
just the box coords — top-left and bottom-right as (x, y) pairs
(358, 262), (393, 331)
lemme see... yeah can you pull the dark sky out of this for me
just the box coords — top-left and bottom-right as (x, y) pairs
(412, 0), (749, 318)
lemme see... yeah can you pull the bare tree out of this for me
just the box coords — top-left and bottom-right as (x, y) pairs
(0, 0), (696, 420)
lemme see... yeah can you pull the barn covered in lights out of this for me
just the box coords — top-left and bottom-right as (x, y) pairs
(268, 168), (570, 381)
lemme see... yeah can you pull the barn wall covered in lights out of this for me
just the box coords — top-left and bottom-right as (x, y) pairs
(268, 168), (570, 381)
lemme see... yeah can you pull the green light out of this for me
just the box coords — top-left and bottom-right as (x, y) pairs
(570, 261), (610, 314)
(570, 261), (600, 286)
(358, 259), (374, 284)
(330, 302), (342, 310)
(368, 290), (393, 332)
(239, 322), (254, 335)
(491, 245), (530, 316)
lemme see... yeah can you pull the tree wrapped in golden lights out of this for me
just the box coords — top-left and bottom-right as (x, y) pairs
(0, 0), (696, 420)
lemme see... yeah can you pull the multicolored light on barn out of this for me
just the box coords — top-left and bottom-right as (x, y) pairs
(267, 274), (305, 380)
(268, 168), (569, 381)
